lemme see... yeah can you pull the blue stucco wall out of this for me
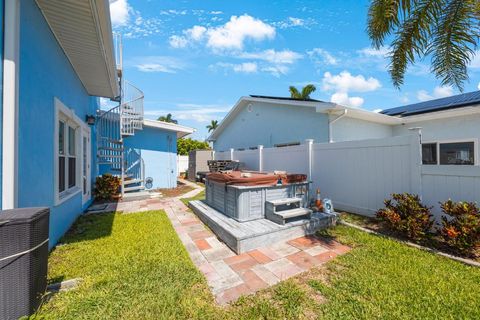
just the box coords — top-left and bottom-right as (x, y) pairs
(123, 126), (177, 189)
(213, 102), (330, 151)
(18, 0), (98, 247)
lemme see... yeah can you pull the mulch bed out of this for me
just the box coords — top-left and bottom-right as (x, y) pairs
(155, 181), (195, 197)
(339, 212), (480, 262)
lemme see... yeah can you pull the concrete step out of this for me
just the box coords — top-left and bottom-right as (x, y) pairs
(123, 178), (143, 186)
(124, 185), (145, 192)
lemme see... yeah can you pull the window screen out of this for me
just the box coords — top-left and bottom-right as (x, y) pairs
(439, 142), (475, 165)
(422, 143), (437, 165)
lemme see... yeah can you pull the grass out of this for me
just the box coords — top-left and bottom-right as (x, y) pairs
(36, 209), (480, 319)
(35, 211), (218, 319)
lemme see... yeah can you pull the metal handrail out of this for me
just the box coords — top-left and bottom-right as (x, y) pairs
(120, 80), (144, 135)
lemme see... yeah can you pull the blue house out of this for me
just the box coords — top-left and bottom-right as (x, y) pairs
(0, 0), (194, 247)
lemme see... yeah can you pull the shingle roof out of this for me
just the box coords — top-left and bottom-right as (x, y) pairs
(249, 95), (323, 102)
(381, 91), (480, 117)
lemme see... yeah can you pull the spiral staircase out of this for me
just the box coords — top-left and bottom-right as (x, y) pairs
(96, 34), (145, 197)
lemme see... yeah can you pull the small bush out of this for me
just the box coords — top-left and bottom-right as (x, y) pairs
(439, 200), (480, 256)
(376, 193), (434, 241)
(94, 174), (120, 200)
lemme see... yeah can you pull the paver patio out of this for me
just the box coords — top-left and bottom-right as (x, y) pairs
(90, 180), (350, 305)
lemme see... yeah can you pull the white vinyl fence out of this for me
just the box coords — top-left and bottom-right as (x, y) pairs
(177, 155), (189, 176)
(218, 134), (480, 219)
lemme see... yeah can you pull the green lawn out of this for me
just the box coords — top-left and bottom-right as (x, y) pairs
(180, 190), (205, 206)
(36, 207), (480, 319)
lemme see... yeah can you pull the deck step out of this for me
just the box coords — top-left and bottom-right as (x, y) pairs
(98, 154), (122, 159)
(266, 207), (312, 225)
(124, 185), (145, 192)
(266, 197), (301, 206)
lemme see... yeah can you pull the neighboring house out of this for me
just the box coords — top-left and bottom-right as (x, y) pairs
(209, 93), (480, 167)
(0, 0), (194, 247)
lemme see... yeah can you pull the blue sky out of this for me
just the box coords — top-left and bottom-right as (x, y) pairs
(109, 0), (480, 140)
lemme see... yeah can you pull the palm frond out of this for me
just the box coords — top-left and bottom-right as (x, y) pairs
(388, 0), (441, 88)
(429, 0), (478, 91)
(289, 86), (301, 99)
(301, 84), (316, 99)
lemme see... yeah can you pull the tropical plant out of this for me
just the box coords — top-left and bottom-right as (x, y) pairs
(94, 174), (121, 201)
(206, 120), (218, 133)
(177, 138), (210, 156)
(367, 0), (480, 90)
(439, 200), (480, 256)
(376, 193), (434, 241)
(157, 113), (178, 124)
(289, 84), (316, 100)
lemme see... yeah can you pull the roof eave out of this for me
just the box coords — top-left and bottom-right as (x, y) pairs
(35, 0), (119, 98)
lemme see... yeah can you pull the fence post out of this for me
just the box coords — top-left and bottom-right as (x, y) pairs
(230, 148), (234, 161)
(305, 139), (314, 181)
(258, 145), (264, 171)
(408, 128), (423, 199)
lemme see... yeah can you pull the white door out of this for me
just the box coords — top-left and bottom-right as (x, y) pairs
(82, 128), (91, 204)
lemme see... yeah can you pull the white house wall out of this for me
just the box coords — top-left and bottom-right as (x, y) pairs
(331, 116), (393, 142)
(213, 102), (329, 151)
(392, 113), (480, 142)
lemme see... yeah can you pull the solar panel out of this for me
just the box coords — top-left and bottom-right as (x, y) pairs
(381, 91), (480, 116)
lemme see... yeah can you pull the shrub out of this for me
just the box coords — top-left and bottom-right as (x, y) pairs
(94, 174), (121, 200)
(376, 193), (434, 241)
(439, 200), (480, 256)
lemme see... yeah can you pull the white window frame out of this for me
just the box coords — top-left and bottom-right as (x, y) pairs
(54, 98), (84, 205)
(421, 138), (479, 166)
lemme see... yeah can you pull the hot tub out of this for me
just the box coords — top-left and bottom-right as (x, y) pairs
(205, 171), (310, 222)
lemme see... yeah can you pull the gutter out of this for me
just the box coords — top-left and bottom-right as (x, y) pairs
(328, 109), (348, 143)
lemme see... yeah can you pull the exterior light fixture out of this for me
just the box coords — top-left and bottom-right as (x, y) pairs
(85, 115), (96, 125)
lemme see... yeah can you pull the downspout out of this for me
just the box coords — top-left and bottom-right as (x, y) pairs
(2, 0), (20, 209)
(328, 109), (347, 143)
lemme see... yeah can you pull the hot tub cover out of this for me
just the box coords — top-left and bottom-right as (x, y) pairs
(206, 171), (307, 186)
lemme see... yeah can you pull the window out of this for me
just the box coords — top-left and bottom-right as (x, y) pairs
(422, 143), (437, 165)
(55, 99), (82, 205)
(440, 142), (474, 165)
(422, 141), (476, 165)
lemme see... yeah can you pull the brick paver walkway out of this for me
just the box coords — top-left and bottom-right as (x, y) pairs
(91, 180), (350, 305)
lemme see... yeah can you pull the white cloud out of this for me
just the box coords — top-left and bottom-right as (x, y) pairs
(239, 49), (302, 64)
(144, 103), (230, 123)
(322, 71), (381, 93)
(307, 48), (338, 66)
(478, 82), (480, 90)
(206, 15), (275, 50)
(234, 62), (258, 73)
(212, 62), (258, 74)
(330, 92), (364, 108)
(210, 11), (223, 15)
(131, 56), (186, 73)
(169, 35), (188, 48)
(373, 108), (383, 113)
(273, 17), (316, 29)
(169, 15), (275, 51)
(416, 86), (454, 102)
(469, 51), (480, 69)
(357, 46), (389, 58)
(109, 0), (130, 27)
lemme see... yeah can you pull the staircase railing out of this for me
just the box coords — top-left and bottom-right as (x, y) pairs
(96, 105), (122, 171)
(121, 80), (144, 135)
(124, 148), (144, 185)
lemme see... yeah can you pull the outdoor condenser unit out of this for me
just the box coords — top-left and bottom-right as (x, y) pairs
(0, 208), (50, 319)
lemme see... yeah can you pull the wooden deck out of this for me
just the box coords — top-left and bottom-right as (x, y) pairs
(189, 200), (337, 254)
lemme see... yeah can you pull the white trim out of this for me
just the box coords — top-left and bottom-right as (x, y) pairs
(421, 138), (478, 166)
(81, 126), (92, 204)
(397, 105), (480, 123)
(54, 98), (86, 206)
(143, 119), (195, 138)
(2, 0), (20, 209)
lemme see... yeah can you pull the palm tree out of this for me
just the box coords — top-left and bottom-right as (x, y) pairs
(157, 113), (178, 124)
(289, 84), (316, 100)
(367, 0), (479, 90)
(206, 120), (218, 133)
